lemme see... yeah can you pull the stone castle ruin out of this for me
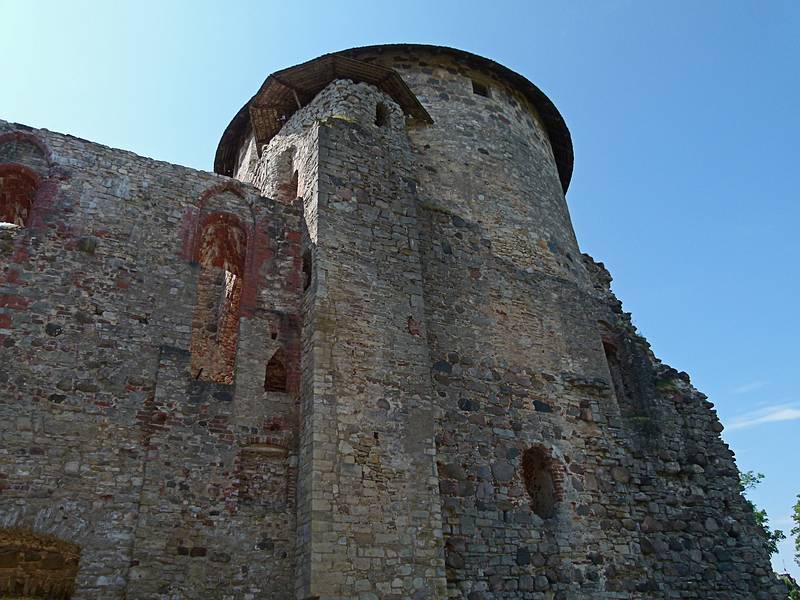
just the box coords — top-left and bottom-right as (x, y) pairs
(0, 44), (786, 599)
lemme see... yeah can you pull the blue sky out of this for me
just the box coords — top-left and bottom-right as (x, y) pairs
(2, 0), (798, 577)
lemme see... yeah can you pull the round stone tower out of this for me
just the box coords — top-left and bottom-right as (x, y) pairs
(341, 45), (586, 285)
(217, 45), (587, 286)
(213, 45), (785, 600)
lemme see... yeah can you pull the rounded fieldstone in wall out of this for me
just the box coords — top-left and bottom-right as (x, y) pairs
(491, 461), (515, 483)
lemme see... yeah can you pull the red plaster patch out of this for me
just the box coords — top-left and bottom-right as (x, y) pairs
(2, 270), (20, 284)
(0, 295), (29, 310)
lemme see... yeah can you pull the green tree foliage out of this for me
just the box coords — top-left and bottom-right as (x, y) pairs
(780, 573), (800, 600)
(740, 471), (786, 556)
(792, 494), (800, 567)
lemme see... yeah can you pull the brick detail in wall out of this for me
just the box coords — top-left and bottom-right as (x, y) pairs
(190, 212), (248, 384)
(190, 268), (243, 384)
(0, 165), (38, 226)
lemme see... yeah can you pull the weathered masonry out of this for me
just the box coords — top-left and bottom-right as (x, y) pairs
(0, 44), (786, 600)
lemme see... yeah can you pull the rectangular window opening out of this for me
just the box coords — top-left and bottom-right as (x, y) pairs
(264, 348), (288, 393)
(472, 80), (490, 98)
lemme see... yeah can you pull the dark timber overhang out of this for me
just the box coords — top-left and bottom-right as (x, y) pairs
(214, 54), (433, 177)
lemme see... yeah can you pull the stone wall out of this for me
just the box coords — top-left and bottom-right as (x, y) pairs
(0, 120), (304, 599)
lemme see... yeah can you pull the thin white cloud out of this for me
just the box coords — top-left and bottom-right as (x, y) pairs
(727, 403), (800, 431)
(733, 380), (769, 395)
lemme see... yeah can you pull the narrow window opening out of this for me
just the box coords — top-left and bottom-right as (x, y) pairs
(302, 249), (312, 292)
(472, 80), (490, 98)
(190, 214), (247, 384)
(264, 348), (288, 392)
(522, 446), (557, 519)
(288, 170), (298, 200)
(602, 339), (627, 403)
(275, 148), (298, 203)
(375, 102), (389, 127)
(0, 167), (38, 227)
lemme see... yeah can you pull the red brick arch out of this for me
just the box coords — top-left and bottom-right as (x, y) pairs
(193, 211), (248, 276)
(189, 210), (251, 385)
(196, 180), (247, 210)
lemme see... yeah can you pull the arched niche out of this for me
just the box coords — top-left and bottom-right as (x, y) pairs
(0, 528), (80, 599)
(190, 212), (248, 384)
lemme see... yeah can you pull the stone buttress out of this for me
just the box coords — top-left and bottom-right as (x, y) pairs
(241, 78), (449, 599)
